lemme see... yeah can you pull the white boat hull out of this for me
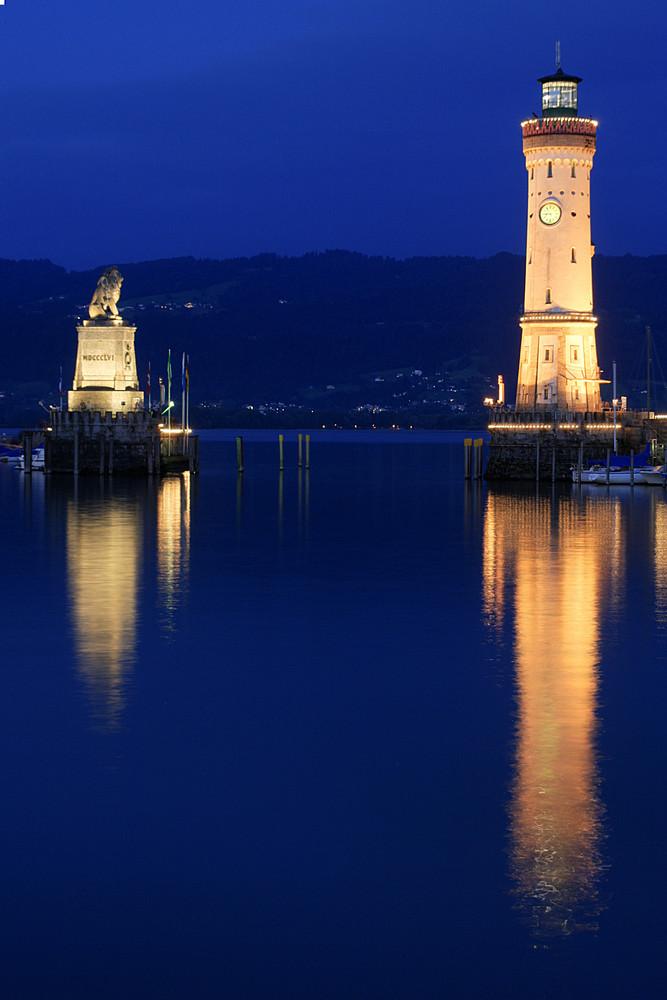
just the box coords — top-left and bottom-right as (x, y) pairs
(572, 465), (662, 485)
(17, 447), (45, 471)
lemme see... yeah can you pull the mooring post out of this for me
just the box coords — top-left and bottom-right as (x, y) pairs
(24, 432), (33, 475)
(236, 435), (244, 473)
(464, 438), (472, 480)
(552, 444), (556, 482)
(305, 434), (310, 470)
(630, 450), (635, 485)
(279, 434), (284, 471)
(606, 448), (610, 485)
(74, 425), (79, 476)
(474, 438), (483, 479)
(298, 433), (303, 468)
(577, 442), (583, 485)
(536, 439), (540, 483)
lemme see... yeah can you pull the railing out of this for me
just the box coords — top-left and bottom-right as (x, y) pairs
(521, 117), (597, 138)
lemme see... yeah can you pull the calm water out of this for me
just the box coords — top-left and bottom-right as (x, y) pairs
(2, 430), (667, 999)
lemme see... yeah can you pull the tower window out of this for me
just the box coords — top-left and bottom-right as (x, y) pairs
(544, 387), (550, 400)
(571, 346), (579, 362)
(571, 247), (577, 263)
(571, 163), (576, 178)
(545, 287), (552, 304)
(528, 248), (532, 264)
(575, 388), (580, 400)
(547, 161), (553, 178)
(544, 348), (553, 362)
(531, 167), (534, 179)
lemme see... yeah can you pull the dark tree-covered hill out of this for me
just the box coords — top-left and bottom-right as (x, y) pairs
(1, 250), (667, 421)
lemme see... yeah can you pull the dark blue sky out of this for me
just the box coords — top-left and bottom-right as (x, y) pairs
(0, 0), (664, 269)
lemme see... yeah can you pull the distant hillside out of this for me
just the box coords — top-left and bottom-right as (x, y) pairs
(1, 250), (667, 423)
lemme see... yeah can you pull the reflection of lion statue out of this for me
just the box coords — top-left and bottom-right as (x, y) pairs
(88, 266), (123, 319)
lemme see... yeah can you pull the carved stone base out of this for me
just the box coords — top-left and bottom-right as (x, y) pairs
(72, 321), (140, 395)
(67, 388), (144, 413)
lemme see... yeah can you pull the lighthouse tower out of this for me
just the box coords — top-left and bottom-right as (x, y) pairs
(515, 62), (601, 412)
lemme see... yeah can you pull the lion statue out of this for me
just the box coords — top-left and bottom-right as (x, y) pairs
(88, 266), (123, 319)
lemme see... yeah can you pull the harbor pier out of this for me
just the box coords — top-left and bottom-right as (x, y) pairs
(484, 408), (658, 481)
(44, 410), (198, 476)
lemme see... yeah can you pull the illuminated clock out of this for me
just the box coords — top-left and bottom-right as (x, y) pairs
(539, 202), (562, 225)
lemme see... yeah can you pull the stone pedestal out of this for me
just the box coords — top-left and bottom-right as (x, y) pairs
(68, 317), (144, 413)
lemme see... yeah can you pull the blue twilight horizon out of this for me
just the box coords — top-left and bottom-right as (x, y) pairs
(0, 0), (664, 270)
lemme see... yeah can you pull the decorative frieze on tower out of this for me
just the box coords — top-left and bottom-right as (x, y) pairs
(515, 65), (602, 412)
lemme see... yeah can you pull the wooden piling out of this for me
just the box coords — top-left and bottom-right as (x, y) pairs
(305, 434), (310, 470)
(279, 434), (284, 471)
(24, 432), (33, 475)
(606, 448), (610, 485)
(464, 438), (472, 479)
(236, 435), (244, 473)
(474, 438), (483, 479)
(630, 450), (635, 485)
(298, 433), (303, 468)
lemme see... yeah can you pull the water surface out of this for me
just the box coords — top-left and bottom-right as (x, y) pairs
(1, 432), (666, 998)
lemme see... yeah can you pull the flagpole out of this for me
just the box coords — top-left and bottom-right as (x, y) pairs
(186, 355), (190, 434)
(59, 365), (63, 411)
(181, 352), (186, 448)
(167, 349), (172, 455)
(147, 361), (151, 412)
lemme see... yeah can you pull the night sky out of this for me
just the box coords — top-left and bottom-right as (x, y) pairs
(0, 0), (664, 270)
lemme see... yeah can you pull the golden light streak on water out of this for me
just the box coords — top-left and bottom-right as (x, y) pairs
(67, 495), (141, 729)
(484, 491), (618, 937)
(157, 473), (191, 631)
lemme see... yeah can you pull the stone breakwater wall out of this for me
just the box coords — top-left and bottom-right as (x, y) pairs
(485, 435), (594, 480)
(484, 410), (649, 481)
(46, 410), (163, 475)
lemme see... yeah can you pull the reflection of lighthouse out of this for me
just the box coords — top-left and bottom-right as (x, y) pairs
(67, 494), (141, 728)
(484, 491), (618, 936)
(157, 473), (191, 631)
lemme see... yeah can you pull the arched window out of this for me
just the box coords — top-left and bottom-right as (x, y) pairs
(571, 162), (576, 178)
(545, 287), (552, 304)
(571, 247), (577, 263)
(547, 161), (553, 178)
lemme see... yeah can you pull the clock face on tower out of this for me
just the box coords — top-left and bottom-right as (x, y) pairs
(539, 202), (562, 225)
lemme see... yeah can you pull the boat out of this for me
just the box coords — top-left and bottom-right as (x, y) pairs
(16, 446), (45, 471)
(639, 465), (666, 486)
(583, 465), (661, 485)
(572, 443), (654, 484)
(0, 442), (22, 464)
